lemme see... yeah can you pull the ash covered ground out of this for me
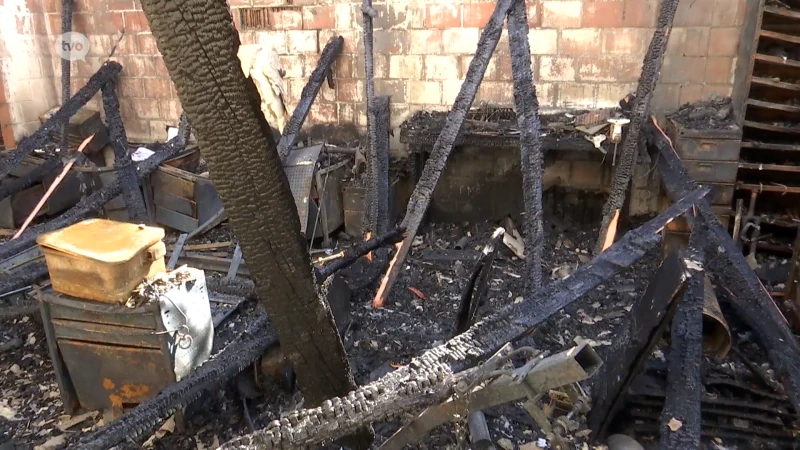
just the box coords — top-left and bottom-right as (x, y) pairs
(0, 209), (792, 450)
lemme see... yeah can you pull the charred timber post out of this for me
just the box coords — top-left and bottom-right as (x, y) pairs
(659, 232), (704, 450)
(371, 96), (391, 262)
(361, 0), (379, 241)
(137, 2), (369, 447)
(593, 0), (680, 255)
(372, 0), (515, 308)
(648, 120), (800, 417)
(317, 226), (405, 279)
(0, 61), (122, 180)
(101, 80), (148, 223)
(0, 128), (188, 262)
(277, 37), (344, 161)
(507, 0), (545, 293)
(219, 187), (709, 450)
(60, 0), (73, 154)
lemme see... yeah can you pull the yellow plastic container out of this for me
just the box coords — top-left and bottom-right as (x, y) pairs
(36, 219), (167, 303)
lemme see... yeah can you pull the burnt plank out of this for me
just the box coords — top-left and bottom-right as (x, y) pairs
(52, 319), (163, 349)
(588, 249), (687, 439)
(154, 189), (197, 217)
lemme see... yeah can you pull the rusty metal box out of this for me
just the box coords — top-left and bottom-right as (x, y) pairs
(665, 118), (742, 162)
(38, 266), (213, 414)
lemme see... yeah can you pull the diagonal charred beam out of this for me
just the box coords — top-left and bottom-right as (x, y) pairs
(76, 314), (275, 450)
(593, 0), (680, 255)
(219, 187), (709, 449)
(0, 122), (189, 262)
(588, 248), (687, 439)
(317, 226), (404, 279)
(659, 230), (704, 450)
(372, 0), (514, 308)
(0, 62), (122, 180)
(507, 0), (545, 293)
(648, 120), (800, 417)
(101, 80), (148, 223)
(276, 37), (344, 161)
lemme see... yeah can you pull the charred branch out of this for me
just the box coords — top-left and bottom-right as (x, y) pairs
(317, 227), (405, 279)
(101, 79), (148, 223)
(276, 37), (344, 161)
(648, 120), (800, 417)
(373, 0), (514, 308)
(659, 231), (704, 450)
(0, 62), (122, 180)
(588, 248), (687, 439)
(0, 134), (186, 262)
(60, 0), (73, 154)
(456, 228), (505, 335)
(218, 188), (708, 449)
(76, 314), (276, 450)
(593, 0), (680, 255)
(507, 0), (545, 294)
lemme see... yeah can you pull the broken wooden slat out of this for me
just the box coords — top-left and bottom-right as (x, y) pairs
(316, 227), (405, 280)
(588, 248), (688, 439)
(226, 244), (243, 279)
(372, 0), (516, 308)
(593, 0), (680, 254)
(167, 234), (188, 270)
(277, 36), (344, 160)
(659, 231), (704, 450)
(648, 119), (800, 417)
(508, 0), (546, 293)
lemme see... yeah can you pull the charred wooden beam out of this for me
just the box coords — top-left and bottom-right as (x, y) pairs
(648, 120), (800, 417)
(276, 37), (343, 161)
(101, 80), (148, 223)
(0, 261), (48, 296)
(371, 96), (391, 262)
(593, 0), (680, 255)
(659, 230), (704, 450)
(455, 228), (505, 335)
(317, 227), (405, 279)
(0, 157), (62, 203)
(361, 0), (378, 242)
(76, 313), (276, 450)
(218, 187), (709, 449)
(508, 0), (545, 293)
(0, 129), (188, 262)
(372, 0), (514, 308)
(60, 0), (74, 154)
(588, 248), (687, 440)
(0, 62), (122, 180)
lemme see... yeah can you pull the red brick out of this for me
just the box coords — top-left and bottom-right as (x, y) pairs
(124, 56), (155, 76)
(476, 81), (514, 105)
(123, 118), (150, 140)
(31, 14), (48, 35)
(679, 84), (704, 105)
(280, 55), (305, 78)
(491, 55), (513, 81)
(560, 82), (596, 108)
(337, 79), (363, 102)
(708, 27), (740, 56)
(622, 0), (659, 27)
(577, 56), (640, 82)
(375, 79), (405, 103)
(137, 33), (159, 54)
(541, 1), (582, 28)
(142, 78), (172, 98)
(124, 11), (150, 33)
(666, 27), (710, 57)
(583, 1), (623, 28)
(604, 28), (652, 54)
(228, 0), (252, 6)
(407, 81), (441, 104)
(0, 104), (11, 127)
(389, 55), (422, 79)
(528, 29), (558, 54)
(25, 0), (44, 13)
(426, 4), (460, 29)
(269, 8), (302, 30)
(309, 102), (337, 124)
(2, 125), (15, 149)
(540, 56), (576, 81)
(702, 84), (732, 97)
(96, 12), (125, 35)
(159, 99), (182, 120)
(527, 2), (541, 27)
(463, 3), (495, 28)
(153, 57), (169, 76)
(286, 30), (318, 54)
(374, 30), (408, 55)
(117, 76), (144, 97)
(132, 98), (160, 119)
(424, 55), (458, 80)
(46, 13), (60, 34)
(74, 0), (93, 12)
(116, 33), (138, 55)
(442, 28), (480, 54)
(560, 29), (602, 55)
(407, 30), (442, 54)
(302, 6), (334, 29)
(42, 0), (59, 13)
(72, 13), (94, 34)
(107, 0), (137, 11)
(333, 54), (353, 78)
(712, 0), (742, 26)
(661, 56), (706, 83)
(674, 0), (714, 26)
(705, 56), (734, 84)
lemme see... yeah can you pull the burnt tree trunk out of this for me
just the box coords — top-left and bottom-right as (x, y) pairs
(593, 0), (680, 255)
(507, 0), (545, 293)
(138, 1), (368, 445)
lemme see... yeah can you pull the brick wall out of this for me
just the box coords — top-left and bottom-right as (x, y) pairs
(1, 0), (747, 148)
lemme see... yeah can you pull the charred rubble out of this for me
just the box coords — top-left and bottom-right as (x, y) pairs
(2, 0), (800, 449)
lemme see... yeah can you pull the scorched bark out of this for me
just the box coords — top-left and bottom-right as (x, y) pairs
(137, 0), (364, 438)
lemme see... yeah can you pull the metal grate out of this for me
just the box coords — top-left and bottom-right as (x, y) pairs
(239, 7), (270, 30)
